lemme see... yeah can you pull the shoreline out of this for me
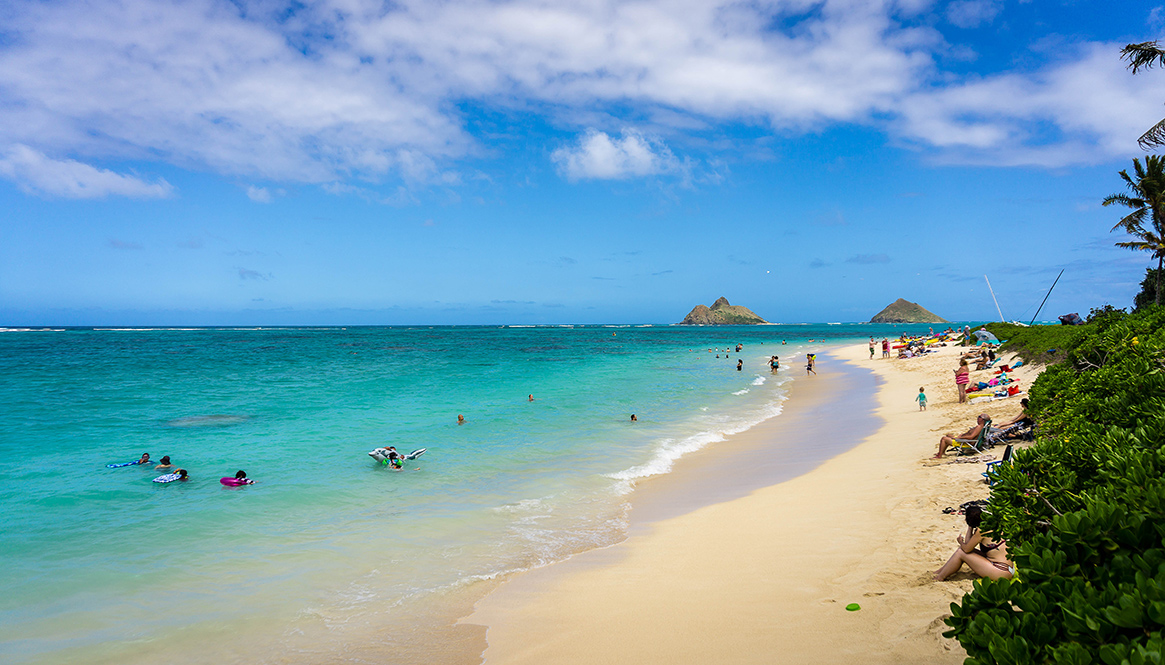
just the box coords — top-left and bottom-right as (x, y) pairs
(464, 340), (1042, 664)
(625, 347), (880, 526)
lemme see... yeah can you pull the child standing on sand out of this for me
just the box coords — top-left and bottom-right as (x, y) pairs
(916, 387), (927, 411)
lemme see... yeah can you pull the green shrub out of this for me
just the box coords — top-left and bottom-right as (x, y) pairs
(946, 307), (1165, 663)
(983, 322), (1094, 365)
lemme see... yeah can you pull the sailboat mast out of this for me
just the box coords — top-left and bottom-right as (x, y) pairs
(985, 275), (1004, 323)
(1030, 269), (1065, 326)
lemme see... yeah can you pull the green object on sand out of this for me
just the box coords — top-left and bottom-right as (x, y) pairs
(845, 603), (861, 612)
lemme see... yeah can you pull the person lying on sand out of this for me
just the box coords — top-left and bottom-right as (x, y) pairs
(934, 505), (1013, 581)
(934, 414), (990, 458)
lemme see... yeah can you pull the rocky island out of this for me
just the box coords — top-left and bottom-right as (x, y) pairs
(680, 297), (768, 325)
(870, 298), (948, 324)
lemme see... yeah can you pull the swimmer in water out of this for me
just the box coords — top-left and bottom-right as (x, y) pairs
(457, 414), (465, 425)
(155, 456), (173, 470)
(175, 469), (189, 481)
(232, 470), (254, 484)
(528, 394), (535, 402)
(137, 453), (151, 465)
(630, 414), (637, 422)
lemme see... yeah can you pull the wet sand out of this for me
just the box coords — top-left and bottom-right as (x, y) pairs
(465, 341), (1039, 664)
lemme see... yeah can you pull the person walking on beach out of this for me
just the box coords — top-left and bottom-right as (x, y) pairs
(881, 338), (890, 358)
(955, 359), (970, 403)
(806, 353), (816, 376)
(916, 387), (927, 411)
(869, 337), (875, 359)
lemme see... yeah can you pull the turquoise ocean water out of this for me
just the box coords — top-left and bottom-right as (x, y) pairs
(0, 323), (941, 664)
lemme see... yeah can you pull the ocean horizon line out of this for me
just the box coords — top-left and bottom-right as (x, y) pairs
(0, 320), (1014, 331)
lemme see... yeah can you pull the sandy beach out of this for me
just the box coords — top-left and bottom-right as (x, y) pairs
(465, 339), (1042, 664)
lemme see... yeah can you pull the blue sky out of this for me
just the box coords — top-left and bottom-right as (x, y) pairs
(2, 0), (1164, 325)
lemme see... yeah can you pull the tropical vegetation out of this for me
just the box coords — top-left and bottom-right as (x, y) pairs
(1103, 156), (1165, 307)
(1135, 268), (1164, 311)
(1122, 41), (1165, 149)
(945, 307), (1165, 664)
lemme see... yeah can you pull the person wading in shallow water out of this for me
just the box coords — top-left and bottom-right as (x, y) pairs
(806, 353), (817, 376)
(737, 359), (743, 371)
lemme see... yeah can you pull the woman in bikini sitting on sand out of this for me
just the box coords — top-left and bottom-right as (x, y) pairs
(934, 505), (1013, 581)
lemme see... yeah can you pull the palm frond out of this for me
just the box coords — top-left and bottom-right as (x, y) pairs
(1116, 241), (1155, 251)
(1116, 168), (1144, 196)
(1139, 116), (1165, 150)
(1102, 193), (1145, 209)
(1112, 208), (1148, 234)
(1123, 42), (1165, 74)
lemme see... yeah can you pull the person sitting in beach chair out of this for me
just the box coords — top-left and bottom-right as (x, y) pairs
(995, 399), (1032, 430)
(934, 415), (991, 458)
(987, 399), (1034, 443)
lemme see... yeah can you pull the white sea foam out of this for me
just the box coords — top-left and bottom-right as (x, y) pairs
(607, 392), (788, 482)
(492, 498), (548, 514)
(732, 389), (749, 395)
(751, 376), (765, 386)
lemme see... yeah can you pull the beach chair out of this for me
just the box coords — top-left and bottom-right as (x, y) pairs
(952, 418), (992, 455)
(983, 444), (1014, 486)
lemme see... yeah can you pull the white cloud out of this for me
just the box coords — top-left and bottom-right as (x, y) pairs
(897, 42), (1165, 166)
(552, 130), (677, 180)
(246, 185), (272, 203)
(0, 144), (173, 199)
(0, 0), (1158, 190)
(946, 0), (1002, 29)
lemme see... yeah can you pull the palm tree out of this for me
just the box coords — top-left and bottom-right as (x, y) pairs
(1103, 156), (1165, 306)
(1122, 41), (1165, 149)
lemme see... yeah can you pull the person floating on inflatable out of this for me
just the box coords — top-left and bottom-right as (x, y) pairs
(220, 470), (255, 487)
(385, 447), (405, 469)
(154, 469), (188, 483)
